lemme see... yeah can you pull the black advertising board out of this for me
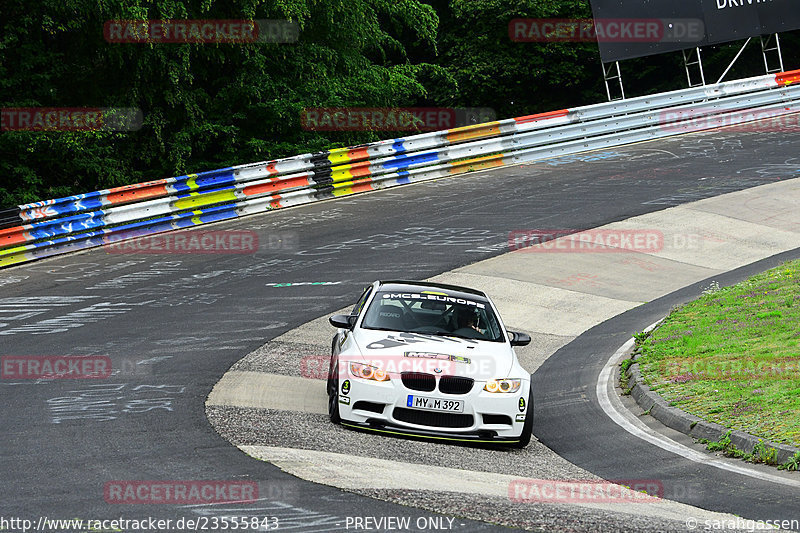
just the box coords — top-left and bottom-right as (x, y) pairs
(589, 0), (800, 62)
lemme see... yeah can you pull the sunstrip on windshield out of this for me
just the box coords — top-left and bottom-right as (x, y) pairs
(381, 293), (486, 309)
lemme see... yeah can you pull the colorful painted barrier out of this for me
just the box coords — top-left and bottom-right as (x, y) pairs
(1, 69), (799, 268)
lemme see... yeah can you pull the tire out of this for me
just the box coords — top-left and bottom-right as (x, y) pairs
(327, 358), (341, 423)
(511, 387), (534, 448)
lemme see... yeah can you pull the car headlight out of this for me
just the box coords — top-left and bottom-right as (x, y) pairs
(349, 362), (390, 381)
(484, 379), (521, 393)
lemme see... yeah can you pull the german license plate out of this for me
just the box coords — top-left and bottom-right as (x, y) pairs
(406, 395), (464, 413)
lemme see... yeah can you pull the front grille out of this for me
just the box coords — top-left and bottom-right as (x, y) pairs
(482, 414), (513, 425)
(401, 372), (436, 392)
(439, 376), (474, 395)
(352, 401), (385, 414)
(401, 372), (474, 394)
(393, 407), (474, 428)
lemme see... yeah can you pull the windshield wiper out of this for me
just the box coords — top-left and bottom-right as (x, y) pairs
(433, 331), (503, 342)
(415, 330), (481, 341)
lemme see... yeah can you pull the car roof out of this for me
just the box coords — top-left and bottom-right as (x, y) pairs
(376, 280), (489, 301)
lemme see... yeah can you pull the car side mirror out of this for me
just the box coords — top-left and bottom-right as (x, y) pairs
(509, 331), (531, 346)
(329, 314), (356, 329)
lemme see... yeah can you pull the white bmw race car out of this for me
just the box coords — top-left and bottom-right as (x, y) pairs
(327, 280), (533, 447)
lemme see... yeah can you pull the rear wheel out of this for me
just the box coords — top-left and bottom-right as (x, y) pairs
(511, 387), (534, 448)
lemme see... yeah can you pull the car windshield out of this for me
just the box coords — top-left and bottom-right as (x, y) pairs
(361, 290), (505, 342)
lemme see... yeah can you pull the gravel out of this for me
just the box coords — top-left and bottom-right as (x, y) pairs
(207, 405), (592, 480)
(229, 340), (327, 376)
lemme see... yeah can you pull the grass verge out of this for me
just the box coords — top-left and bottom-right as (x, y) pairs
(636, 259), (800, 449)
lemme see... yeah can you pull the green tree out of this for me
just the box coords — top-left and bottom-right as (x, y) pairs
(426, 0), (601, 118)
(0, 0), (444, 208)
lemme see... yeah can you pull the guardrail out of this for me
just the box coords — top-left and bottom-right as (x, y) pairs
(2, 69), (799, 268)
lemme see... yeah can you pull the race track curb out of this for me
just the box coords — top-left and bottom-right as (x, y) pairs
(624, 348), (800, 466)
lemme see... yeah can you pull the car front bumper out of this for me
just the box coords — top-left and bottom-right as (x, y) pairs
(337, 374), (531, 442)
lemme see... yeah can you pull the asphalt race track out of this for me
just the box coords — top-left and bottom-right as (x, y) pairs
(2, 125), (800, 530)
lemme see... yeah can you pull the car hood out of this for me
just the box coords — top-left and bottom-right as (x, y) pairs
(351, 329), (515, 380)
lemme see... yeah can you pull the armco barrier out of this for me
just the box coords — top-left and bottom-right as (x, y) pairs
(1, 69), (799, 268)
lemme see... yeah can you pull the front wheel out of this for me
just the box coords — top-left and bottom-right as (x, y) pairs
(327, 359), (341, 423)
(511, 387), (534, 448)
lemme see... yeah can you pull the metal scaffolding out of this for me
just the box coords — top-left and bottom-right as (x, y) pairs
(601, 33), (786, 100)
(602, 61), (625, 101)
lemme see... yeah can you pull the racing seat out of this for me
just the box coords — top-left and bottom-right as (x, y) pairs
(376, 309), (409, 331)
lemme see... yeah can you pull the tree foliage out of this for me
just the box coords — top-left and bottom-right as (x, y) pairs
(426, 0), (602, 117)
(0, 0), (443, 207)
